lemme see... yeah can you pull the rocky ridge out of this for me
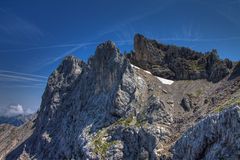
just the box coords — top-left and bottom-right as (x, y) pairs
(127, 34), (233, 82)
(1, 34), (240, 160)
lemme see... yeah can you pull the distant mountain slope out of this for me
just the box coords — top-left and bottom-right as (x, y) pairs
(1, 34), (240, 160)
(0, 121), (34, 160)
(0, 104), (35, 126)
(0, 114), (34, 126)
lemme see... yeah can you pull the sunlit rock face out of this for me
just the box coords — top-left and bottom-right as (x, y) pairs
(6, 40), (174, 160)
(172, 106), (240, 160)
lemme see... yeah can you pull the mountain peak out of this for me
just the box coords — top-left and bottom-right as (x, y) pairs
(58, 55), (84, 75)
(130, 34), (233, 82)
(91, 40), (120, 65)
(89, 40), (124, 75)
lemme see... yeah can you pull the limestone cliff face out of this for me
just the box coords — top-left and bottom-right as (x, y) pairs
(7, 40), (175, 160)
(128, 34), (233, 82)
(172, 106), (240, 160)
(3, 34), (240, 160)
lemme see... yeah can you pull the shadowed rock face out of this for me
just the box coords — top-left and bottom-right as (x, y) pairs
(127, 34), (233, 82)
(2, 34), (240, 160)
(229, 62), (240, 80)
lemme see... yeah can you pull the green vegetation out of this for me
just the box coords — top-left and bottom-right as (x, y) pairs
(115, 115), (147, 127)
(115, 116), (134, 127)
(213, 97), (240, 113)
(135, 119), (146, 127)
(191, 61), (205, 71)
(92, 129), (118, 159)
(92, 115), (148, 158)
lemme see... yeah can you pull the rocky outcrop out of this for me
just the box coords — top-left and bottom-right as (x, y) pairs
(127, 34), (233, 82)
(7, 40), (175, 160)
(172, 106), (240, 160)
(180, 97), (192, 112)
(229, 62), (240, 80)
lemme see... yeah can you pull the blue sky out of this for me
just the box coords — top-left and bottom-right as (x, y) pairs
(0, 0), (240, 113)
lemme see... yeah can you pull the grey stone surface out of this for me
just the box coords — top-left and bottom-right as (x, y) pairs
(180, 97), (192, 112)
(172, 106), (240, 160)
(229, 62), (240, 80)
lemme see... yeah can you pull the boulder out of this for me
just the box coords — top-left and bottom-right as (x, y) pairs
(180, 97), (192, 112)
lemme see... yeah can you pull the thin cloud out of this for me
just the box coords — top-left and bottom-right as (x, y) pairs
(45, 46), (83, 65)
(0, 43), (80, 53)
(0, 41), (101, 53)
(197, 0), (240, 27)
(42, 40), (132, 66)
(0, 69), (48, 79)
(0, 84), (45, 89)
(0, 69), (47, 89)
(0, 104), (34, 117)
(0, 73), (46, 82)
(0, 8), (45, 42)
(98, 1), (174, 38)
(42, 42), (100, 66)
(197, 37), (240, 41)
(215, 9), (240, 27)
(157, 36), (240, 42)
(0, 104), (24, 117)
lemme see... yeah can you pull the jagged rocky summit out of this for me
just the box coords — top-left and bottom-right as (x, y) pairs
(1, 34), (240, 160)
(127, 34), (233, 82)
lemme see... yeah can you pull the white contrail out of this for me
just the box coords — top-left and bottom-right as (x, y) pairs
(0, 43), (82, 53)
(42, 40), (132, 66)
(0, 69), (48, 79)
(42, 42), (98, 66)
(157, 36), (240, 42)
(0, 74), (46, 82)
(0, 84), (45, 88)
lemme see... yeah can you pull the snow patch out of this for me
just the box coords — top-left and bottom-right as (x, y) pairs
(156, 77), (174, 85)
(130, 63), (174, 85)
(75, 68), (82, 74)
(131, 64), (152, 75)
(144, 70), (152, 74)
(130, 64), (140, 70)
